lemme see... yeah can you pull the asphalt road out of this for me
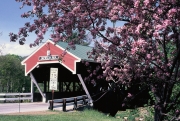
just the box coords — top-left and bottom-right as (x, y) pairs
(0, 102), (74, 114)
(0, 103), (49, 114)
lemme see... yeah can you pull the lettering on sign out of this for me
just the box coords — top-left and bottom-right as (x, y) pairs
(39, 55), (59, 61)
(50, 79), (57, 90)
(49, 68), (58, 90)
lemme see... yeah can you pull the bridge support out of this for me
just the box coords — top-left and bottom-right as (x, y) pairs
(77, 74), (93, 106)
(30, 73), (46, 103)
(31, 79), (34, 102)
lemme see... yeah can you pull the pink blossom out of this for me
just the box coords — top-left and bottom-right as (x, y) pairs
(176, 110), (179, 114)
(144, 0), (150, 6)
(153, 14), (159, 20)
(131, 47), (138, 54)
(110, 15), (118, 21)
(156, 24), (164, 30)
(157, 8), (163, 15)
(153, 31), (159, 37)
(127, 93), (132, 97)
(168, 8), (177, 14)
(135, 24), (142, 34)
(33, 5), (37, 13)
(137, 38), (145, 45)
(166, 73), (169, 76)
(167, 8), (177, 18)
(163, 19), (172, 27)
(134, 1), (140, 8)
(99, 26), (105, 31)
(167, 63), (171, 67)
(146, 54), (151, 59)
(171, 0), (176, 4)
(72, 6), (80, 13)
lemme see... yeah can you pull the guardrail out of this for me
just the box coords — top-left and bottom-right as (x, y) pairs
(0, 93), (32, 103)
(48, 95), (88, 111)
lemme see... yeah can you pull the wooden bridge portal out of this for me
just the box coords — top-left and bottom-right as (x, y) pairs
(21, 40), (95, 103)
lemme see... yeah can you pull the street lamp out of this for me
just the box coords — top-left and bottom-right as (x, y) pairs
(22, 83), (25, 93)
(19, 83), (25, 113)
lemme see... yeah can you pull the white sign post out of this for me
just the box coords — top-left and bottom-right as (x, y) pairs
(49, 68), (58, 90)
(49, 68), (58, 103)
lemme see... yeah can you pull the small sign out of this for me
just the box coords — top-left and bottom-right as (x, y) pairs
(49, 68), (58, 90)
(50, 79), (58, 90)
(39, 55), (59, 61)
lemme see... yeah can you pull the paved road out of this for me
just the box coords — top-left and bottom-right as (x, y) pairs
(0, 103), (49, 114)
(0, 102), (74, 114)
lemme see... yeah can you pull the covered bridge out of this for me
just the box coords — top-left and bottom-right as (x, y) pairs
(21, 40), (95, 103)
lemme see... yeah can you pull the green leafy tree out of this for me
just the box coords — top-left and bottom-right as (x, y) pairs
(0, 54), (30, 93)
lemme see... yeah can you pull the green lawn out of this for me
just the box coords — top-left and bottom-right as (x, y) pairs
(0, 109), (121, 121)
(0, 107), (153, 121)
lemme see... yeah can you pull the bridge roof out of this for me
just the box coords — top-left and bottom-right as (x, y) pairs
(56, 41), (92, 61)
(21, 40), (93, 76)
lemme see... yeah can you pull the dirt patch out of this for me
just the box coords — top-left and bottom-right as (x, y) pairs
(4, 111), (60, 115)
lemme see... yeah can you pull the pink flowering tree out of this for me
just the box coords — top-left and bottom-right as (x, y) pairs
(11, 0), (180, 120)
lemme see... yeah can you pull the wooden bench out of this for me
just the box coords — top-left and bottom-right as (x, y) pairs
(48, 95), (88, 111)
(0, 93), (32, 103)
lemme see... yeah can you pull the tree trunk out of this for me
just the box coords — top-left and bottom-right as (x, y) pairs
(154, 108), (165, 121)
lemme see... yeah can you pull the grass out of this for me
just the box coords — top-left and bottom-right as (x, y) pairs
(116, 106), (154, 121)
(0, 107), (154, 121)
(116, 109), (140, 120)
(0, 109), (121, 121)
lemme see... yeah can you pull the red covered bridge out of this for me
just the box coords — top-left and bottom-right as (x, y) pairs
(21, 40), (95, 103)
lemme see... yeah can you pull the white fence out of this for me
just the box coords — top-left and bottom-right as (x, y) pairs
(0, 93), (32, 102)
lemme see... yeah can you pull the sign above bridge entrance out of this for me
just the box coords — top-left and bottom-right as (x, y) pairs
(39, 55), (59, 61)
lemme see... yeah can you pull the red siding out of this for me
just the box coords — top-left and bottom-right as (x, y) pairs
(23, 42), (79, 74)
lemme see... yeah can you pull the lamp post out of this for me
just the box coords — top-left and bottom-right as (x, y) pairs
(19, 88), (20, 113)
(22, 83), (25, 93)
(19, 83), (25, 113)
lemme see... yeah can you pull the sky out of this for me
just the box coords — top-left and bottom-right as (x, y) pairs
(0, 1), (125, 56)
(0, 1), (48, 56)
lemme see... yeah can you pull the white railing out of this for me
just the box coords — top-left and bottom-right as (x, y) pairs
(0, 93), (32, 102)
(48, 95), (88, 111)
